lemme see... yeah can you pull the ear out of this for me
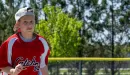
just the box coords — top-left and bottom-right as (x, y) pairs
(13, 22), (20, 31)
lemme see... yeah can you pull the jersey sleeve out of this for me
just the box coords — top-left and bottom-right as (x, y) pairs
(45, 49), (50, 65)
(39, 37), (50, 68)
(0, 41), (11, 68)
(40, 48), (50, 68)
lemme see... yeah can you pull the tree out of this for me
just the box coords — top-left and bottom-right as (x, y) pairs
(36, 5), (82, 57)
(0, 0), (24, 44)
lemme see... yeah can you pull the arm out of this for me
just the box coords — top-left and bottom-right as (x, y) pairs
(40, 66), (48, 75)
(40, 51), (50, 75)
(1, 64), (24, 75)
(0, 42), (13, 74)
(1, 66), (14, 74)
(39, 37), (50, 75)
(40, 50), (50, 75)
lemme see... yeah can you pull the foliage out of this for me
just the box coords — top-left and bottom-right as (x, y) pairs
(36, 5), (82, 57)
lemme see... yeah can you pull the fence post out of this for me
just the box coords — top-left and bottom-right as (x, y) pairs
(57, 61), (58, 75)
(79, 61), (82, 75)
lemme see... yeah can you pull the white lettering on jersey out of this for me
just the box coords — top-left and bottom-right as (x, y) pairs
(14, 56), (40, 72)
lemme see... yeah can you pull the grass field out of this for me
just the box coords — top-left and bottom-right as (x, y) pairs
(1, 68), (130, 75)
(49, 68), (130, 75)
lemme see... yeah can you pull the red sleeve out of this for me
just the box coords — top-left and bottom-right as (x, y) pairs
(0, 41), (11, 68)
(45, 49), (50, 65)
(38, 36), (50, 68)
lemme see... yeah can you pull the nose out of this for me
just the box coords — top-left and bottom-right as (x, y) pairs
(28, 24), (33, 27)
(27, 23), (34, 27)
(26, 24), (33, 30)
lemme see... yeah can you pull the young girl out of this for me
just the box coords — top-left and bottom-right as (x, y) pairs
(0, 7), (50, 75)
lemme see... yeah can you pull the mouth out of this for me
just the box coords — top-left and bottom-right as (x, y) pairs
(27, 28), (32, 30)
(26, 29), (33, 32)
(27, 28), (33, 31)
(27, 29), (32, 30)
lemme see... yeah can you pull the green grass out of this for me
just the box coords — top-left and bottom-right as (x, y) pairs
(49, 68), (130, 75)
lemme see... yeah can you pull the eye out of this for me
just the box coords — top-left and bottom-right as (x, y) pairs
(24, 21), (28, 24)
(30, 21), (34, 24)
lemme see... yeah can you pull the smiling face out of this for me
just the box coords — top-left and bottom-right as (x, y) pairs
(18, 15), (35, 34)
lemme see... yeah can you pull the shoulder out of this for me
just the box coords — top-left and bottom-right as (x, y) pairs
(6, 33), (18, 42)
(0, 34), (18, 51)
(36, 34), (48, 43)
(1, 33), (18, 46)
(7, 33), (18, 40)
(36, 34), (49, 50)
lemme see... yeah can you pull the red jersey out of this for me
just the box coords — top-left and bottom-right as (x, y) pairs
(0, 33), (50, 75)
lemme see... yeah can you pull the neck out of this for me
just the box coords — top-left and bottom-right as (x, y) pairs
(20, 32), (33, 39)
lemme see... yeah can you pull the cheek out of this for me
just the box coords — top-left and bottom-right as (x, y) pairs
(32, 25), (35, 28)
(19, 25), (26, 30)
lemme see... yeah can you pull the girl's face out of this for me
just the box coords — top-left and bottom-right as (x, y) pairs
(18, 15), (35, 34)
